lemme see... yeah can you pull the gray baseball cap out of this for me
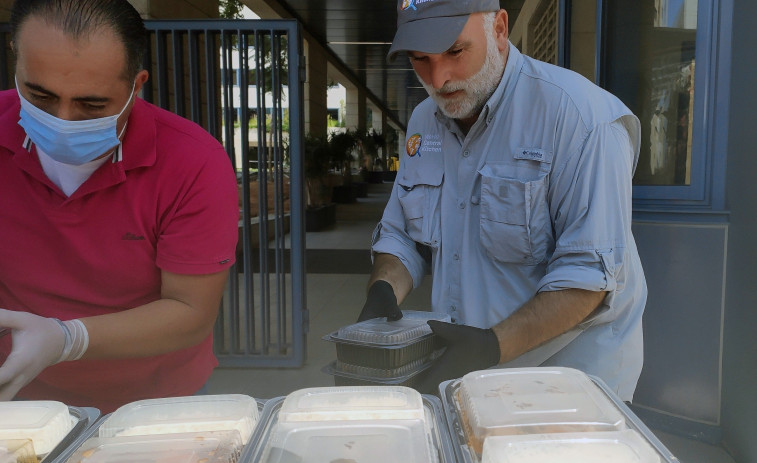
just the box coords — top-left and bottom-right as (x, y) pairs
(388, 0), (501, 61)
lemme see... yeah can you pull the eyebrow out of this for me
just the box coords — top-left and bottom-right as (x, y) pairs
(24, 82), (110, 103)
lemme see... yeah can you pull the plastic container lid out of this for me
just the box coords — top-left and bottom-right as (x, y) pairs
(0, 440), (37, 463)
(331, 311), (451, 346)
(481, 430), (662, 463)
(278, 386), (425, 422)
(0, 401), (74, 455)
(260, 420), (437, 463)
(98, 394), (259, 444)
(457, 368), (625, 447)
(65, 431), (242, 463)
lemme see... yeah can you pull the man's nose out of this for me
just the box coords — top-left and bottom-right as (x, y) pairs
(428, 60), (452, 90)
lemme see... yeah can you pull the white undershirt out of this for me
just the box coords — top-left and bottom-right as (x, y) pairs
(37, 147), (112, 197)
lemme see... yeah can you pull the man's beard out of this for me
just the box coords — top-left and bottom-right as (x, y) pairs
(418, 28), (506, 120)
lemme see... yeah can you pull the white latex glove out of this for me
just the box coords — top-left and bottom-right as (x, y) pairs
(0, 308), (66, 401)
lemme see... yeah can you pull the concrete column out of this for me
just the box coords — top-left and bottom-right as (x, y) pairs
(304, 39), (328, 138)
(345, 86), (366, 133)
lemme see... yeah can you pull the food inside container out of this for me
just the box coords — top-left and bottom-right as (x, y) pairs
(65, 431), (242, 463)
(259, 420), (437, 463)
(278, 386), (425, 422)
(323, 311), (451, 368)
(0, 401), (74, 455)
(323, 349), (442, 387)
(455, 367), (626, 455)
(0, 440), (37, 463)
(97, 394), (259, 444)
(480, 430), (662, 463)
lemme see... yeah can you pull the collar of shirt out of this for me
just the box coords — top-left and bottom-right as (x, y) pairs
(435, 41), (525, 136)
(0, 90), (157, 172)
(0, 90), (158, 200)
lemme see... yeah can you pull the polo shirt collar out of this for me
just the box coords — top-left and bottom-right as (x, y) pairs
(0, 93), (157, 200)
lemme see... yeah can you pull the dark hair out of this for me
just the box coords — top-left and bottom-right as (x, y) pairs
(10, 0), (149, 80)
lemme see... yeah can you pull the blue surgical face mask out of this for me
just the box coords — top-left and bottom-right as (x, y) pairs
(16, 77), (135, 165)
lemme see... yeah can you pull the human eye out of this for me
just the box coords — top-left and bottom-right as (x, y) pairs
(447, 47), (464, 57)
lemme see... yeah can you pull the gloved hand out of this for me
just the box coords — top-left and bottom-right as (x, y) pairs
(357, 280), (403, 322)
(415, 320), (501, 395)
(0, 309), (66, 401)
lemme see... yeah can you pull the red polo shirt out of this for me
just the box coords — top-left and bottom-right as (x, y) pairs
(0, 90), (239, 413)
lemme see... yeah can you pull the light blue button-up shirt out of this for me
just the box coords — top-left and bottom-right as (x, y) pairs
(372, 44), (647, 401)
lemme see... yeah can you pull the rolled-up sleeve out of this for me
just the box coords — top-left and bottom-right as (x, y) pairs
(371, 180), (428, 288)
(538, 117), (638, 298)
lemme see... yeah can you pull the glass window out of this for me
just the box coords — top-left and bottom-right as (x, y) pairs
(603, 0), (698, 187)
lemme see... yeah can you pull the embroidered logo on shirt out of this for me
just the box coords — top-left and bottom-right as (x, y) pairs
(122, 232), (146, 241)
(406, 133), (423, 157)
(515, 148), (550, 163)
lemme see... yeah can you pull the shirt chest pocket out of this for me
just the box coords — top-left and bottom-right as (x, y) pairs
(397, 166), (443, 249)
(479, 166), (552, 265)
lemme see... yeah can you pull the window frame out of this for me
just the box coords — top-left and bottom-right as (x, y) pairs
(596, 0), (732, 211)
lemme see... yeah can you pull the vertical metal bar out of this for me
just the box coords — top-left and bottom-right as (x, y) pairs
(238, 30), (257, 356)
(1, 30), (10, 90)
(288, 21), (308, 365)
(272, 31), (287, 354)
(204, 31), (218, 138)
(142, 33), (154, 104)
(172, 30), (185, 117)
(557, 0), (571, 69)
(156, 31), (169, 110)
(595, 0), (607, 87)
(255, 30), (271, 355)
(188, 31), (202, 124)
(220, 31), (240, 354)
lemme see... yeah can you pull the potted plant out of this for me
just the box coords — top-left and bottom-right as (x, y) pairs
(360, 129), (388, 184)
(329, 130), (360, 203)
(303, 133), (337, 231)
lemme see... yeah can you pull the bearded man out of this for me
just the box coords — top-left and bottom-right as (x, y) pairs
(358, 0), (648, 401)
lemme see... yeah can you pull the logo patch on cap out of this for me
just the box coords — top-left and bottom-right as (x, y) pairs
(406, 133), (423, 157)
(401, 0), (417, 10)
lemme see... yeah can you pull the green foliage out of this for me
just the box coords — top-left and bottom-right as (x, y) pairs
(219, 0), (243, 19)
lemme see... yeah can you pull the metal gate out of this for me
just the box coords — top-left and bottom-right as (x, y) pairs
(0, 19), (308, 368)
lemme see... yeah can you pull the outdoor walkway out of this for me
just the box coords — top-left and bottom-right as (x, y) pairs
(207, 182), (735, 463)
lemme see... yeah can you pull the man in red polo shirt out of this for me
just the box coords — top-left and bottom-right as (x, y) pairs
(0, 0), (239, 413)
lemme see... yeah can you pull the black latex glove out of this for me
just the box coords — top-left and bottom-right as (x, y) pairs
(357, 280), (403, 322)
(415, 320), (500, 395)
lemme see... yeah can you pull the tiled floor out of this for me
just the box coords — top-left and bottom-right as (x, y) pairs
(208, 182), (737, 463)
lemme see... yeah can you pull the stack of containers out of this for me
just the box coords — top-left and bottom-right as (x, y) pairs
(439, 367), (680, 463)
(64, 394), (261, 463)
(0, 401), (99, 462)
(322, 310), (450, 387)
(247, 386), (453, 462)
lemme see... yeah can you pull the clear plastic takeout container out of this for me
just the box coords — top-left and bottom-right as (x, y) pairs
(0, 401), (74, 456)
(249, 387), (451, 463)
(65, 430), (242, 463)
(278, 386), (425, 422)
(0, 440), (37, 463)
(260, 419), (435, 463)
(481, 430), (662, 463)
(323, 311), (451, 368)
(454, 367), (626, 455)
(97, 394), (259, 444)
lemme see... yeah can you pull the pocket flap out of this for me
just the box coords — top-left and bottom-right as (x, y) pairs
(398, 156), (444, 189)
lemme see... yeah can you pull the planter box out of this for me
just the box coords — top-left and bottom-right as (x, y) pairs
(331, 184), (357, 204)
(365, 170), (385, 184)
(305, 203), (337, 231)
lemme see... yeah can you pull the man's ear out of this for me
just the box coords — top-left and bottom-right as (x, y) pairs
(494, 9), (509, 51)
(133, 69), (150, 96)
